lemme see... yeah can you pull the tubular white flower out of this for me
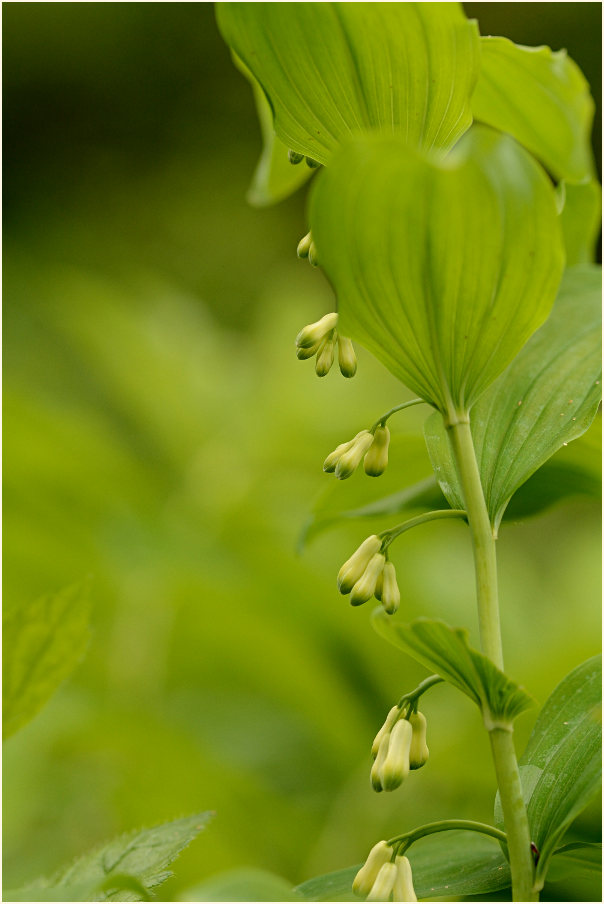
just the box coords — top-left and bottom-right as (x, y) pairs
(352, 840), (394, 898)
(323, 439), (355, 473)
(367, 862), (398, 902)
(408, 711), (429, 770)
(337, 534), (382, 594)
(381, 561), (400, 615)
(370, 732), (390, 792)
(296, 340), (321, 360)
(392, 855), (418, 903)
(371, 705), (400, 759)
(337, 335), (357, 378)
(379, 717), (412, 791)
(363, 425), (390, 476)
(350, 552), (386, 606)
(315, 336), (336, 376)
(335, 430), (374, 479)
(295, 312), (338, 348)
(297, 231), (312, 258)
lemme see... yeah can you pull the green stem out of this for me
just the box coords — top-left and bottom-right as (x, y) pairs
(397, 674), (443, 709)
(370, 398), (426, 431)
(380, 509), (466, 550)
(447, 416), (537, 902)
(388, 818), (508, 852)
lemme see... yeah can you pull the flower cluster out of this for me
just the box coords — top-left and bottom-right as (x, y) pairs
(371, 706), (429, 792)
(353, 841), (417, 902)
(337, 535), (400, 614)
(295, 312), (357, 377)
(324, 425), (390, 478)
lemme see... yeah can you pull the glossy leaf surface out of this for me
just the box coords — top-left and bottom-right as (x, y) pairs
(372, 614), (533, 727)
(425, 265), (602, 528)
(311, 128), (564, 416)
(471, 37), (595, 182)
(216, 3), (479, 165)
(295, 831), (510, 901)
(3, 582), (91, 739)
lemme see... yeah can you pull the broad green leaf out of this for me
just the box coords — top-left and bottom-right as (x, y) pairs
(3, 582), (91, 739)
(471, 37), (595, 182)
(22, 813), (213, 901)
(231, 54), (312, 207)
(216, 3), (480, 165)
(180, 868), (302, 902)
(295, 831), (510, 901)
(424, 265), (602, 529)
(546, 842), (602, 884)
(310, 127), (564, 417)
(521, 656), (601, 881)
(559, 177), (602, 265)
(3, 884), (98, 902)
(372, 614), (533, 728)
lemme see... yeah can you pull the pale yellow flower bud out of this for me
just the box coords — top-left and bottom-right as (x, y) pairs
(308, 241), (319, 267)
(371, 733), (389, 791)
(350, 553), (386, 606)
(295, 312), (338, 349)
(374, 568), (384, 602)
(335, 431), (374, 479)
(337, 535), (382, 594)
(323, 439), (355, 473)
(371, 705), (400, 759)
(337, 335), (357, 378)
(296, 340), (321, 360)
(367, 862), (398, 902)
(408, 711), (429, 770)
(392, 856), (417, 903)
(379, 718), (412, 791)
(364, 425), (390, 477)
(315, 337), (335, 376)
(352, 841), (394, 898)
(381, 561), (400, 615)
(297, 232), (312, 259)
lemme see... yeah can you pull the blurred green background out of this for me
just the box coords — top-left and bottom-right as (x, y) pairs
(3, 3), (601, 900)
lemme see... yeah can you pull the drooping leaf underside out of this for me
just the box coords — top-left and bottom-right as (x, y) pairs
(216, 2), (480, 165)
(310, 127), (564, 417)
(424, 265), (602, 529)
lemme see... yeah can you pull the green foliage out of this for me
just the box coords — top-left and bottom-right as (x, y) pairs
(216, 2), (479, 165)
(424, 265), (602, 529)
(471, 37), (595, 182)
(310, 127), (564, 417)
(9, 814), (212, 902)
(559, 178), (602, 264)
(180, 868), (302, 902)
(372, 615), (533, 728)
(3, 582), (92, 739)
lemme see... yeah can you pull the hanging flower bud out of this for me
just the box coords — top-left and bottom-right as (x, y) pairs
(297, 232), (312, 259)
(392, 855), (418, 903)
(350, 552), (386, 606)
(335, 431), (374, 479)
(363, 425), (390, 477)
(315, 336), (336, 377)
(380, 561), (400, 615)
(288, 149), (304, 165)
(337, 335), (357, 378)
(374, 568), (384, 602)
(308, 241), (319, 267)
(370, 733), (390, 792)
(352, 841), (394, 898)
(337, 535), (382, 594)
(371, 705), (400, 759)
(379, 718), (412, 791)
(323, 437), (359, 473)
(296, 340), (321, 360)
(408, 711), (429, 770)
(296, 312), (338, 349)
(305, 156), (321, 168)
(367, 862), (398, 902)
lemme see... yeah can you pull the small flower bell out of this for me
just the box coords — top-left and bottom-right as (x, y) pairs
(337, 535), (382, 594)
(352, 841), (394, 898)
(408, 711), (429, 769)
(392, 855), (418, 902)
(364, 425), (390, 476)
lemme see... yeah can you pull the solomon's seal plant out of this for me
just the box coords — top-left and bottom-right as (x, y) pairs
(218, 3), (601, 901)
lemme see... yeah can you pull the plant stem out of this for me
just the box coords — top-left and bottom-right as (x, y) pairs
(388, 818), (508, 851)
(370, 397), (426, 431)
(447, 417), (536, 902)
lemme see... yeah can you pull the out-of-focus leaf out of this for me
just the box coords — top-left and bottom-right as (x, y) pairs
(216, 3), (479, 165)
(424, 265), (602, 529)
(3, 582), (91, 739)
(471, 37), (595, 182)
(546, 842), (602, 883)
(180, 868), (302, 902)
(519, 656), (601, 885)
(559, 177), (602, 265)
(231, 54), (312, 207)
(372, 614), (533, 728)
(295, 831), (510, 901)
(311, 127), (564, 416)
(38, 813), (213, 900)
(4, 884), (97, 902)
